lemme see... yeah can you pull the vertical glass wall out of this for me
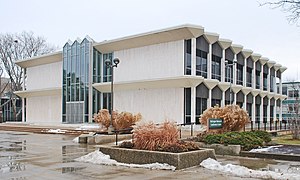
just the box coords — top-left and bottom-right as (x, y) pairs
(92, 49), (102, 115)
(62, 38), (91, 123)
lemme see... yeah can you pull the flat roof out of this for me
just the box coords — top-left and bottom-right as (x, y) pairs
(16, 51), (62, 68)
(93, 24), (204, 53)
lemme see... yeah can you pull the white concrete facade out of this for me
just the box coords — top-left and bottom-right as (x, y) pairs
(14, 24), (287, 125)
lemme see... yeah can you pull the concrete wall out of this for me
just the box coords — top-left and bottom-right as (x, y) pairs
(114, 40), (184, 82)
(114, 87), (184, 124)
(26, 95), (62, 125)
(27, 61), (62, 90)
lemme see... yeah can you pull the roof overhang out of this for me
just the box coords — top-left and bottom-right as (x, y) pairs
(203, 32), (219, 44)
(15, 51), (62, 68)
(14, 87), (61, 98)
(93, 24), (204, 53)
(230, 44), (243, 54)
(218, 38), (232, 50)
(93, 76), (204, 92)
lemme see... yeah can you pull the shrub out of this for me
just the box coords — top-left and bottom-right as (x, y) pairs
(201, 131), (269, 151)
(93, 109), (142, 130)
(200, 105), (250, 133)
(248, 130), (272, 143)
(119, 141), (134, 148)
(132, 121), (179, 151)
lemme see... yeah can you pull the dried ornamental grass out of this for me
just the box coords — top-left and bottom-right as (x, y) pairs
(200, 105), (250, 133)
(133, 121), (179, 151)
(93, 109), (142, 130)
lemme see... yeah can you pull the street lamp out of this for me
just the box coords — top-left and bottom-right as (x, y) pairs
(104, 57), (120, 134)
(225, 60), (237, 105)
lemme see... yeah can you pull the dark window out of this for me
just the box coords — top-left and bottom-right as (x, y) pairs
(263, 105), (267, 123)
(236, 64), (243, 85)
(225, 60), (233, 83)
(184, 40), (191, 75)
(270, 76), (275, 92)
(184, 88), (191, 124)
(282, 86), (287, 95)
(255, 104), (260, 123)
(256, 71), (260, 89)
(263, 73), (268, 91)
(103, 53), (113, 82)
(211, 99), (221, 107)
(247, 103), (252, 118)
(196, 97), (207, 124)
(196, 50), (207, 78)
(246, 67), (252, 87)
(212, 55), (221, 81)
(288, 90), (299, 98)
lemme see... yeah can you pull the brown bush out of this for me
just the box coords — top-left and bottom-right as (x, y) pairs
(119, 141), (134, 148)
(93, 109), (142, 130)
(200, 105), (250, 133)
(132, 121), (179, 151)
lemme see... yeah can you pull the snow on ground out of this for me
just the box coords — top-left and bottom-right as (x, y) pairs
(200, 158), (300, 180)
(46, 129), (67, 134)
(249, 145), (283, 153)
(75, 150), (176, 171)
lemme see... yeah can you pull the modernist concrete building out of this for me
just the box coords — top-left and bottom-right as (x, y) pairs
(15, 24), (287, 125)
(279, 82), (300, 122)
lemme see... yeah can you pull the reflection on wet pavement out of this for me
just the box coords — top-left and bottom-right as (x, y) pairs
(1, 130), (300, 180)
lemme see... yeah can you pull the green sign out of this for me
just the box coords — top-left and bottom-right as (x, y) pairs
(209, 118), (223, 129)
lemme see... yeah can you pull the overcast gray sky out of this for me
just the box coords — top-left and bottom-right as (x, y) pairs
(1, 0), (299, 81)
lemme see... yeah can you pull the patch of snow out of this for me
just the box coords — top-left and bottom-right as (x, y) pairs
(249, 145), (283, 152)
(46, 129), (67, 134)
(73, 137), (79, 143)
(200, 158), (300, 180)
(75, 124), (102, 130)
(75, 150), (176, 171)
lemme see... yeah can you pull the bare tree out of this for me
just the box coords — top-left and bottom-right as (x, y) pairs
(0, 31), (57, 121)
(260, 0), (300, 24)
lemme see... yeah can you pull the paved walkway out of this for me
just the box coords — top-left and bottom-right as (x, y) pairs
(0, 130), (259, 180)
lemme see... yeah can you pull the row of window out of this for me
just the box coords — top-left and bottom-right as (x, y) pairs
(184, 87), (277, 124)
(184, 39), (277, 92)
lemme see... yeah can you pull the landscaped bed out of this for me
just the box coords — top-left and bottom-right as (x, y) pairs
(98, 145), (216, 170)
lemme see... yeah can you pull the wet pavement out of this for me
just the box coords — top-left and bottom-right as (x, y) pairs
(0, 131), (298, 180)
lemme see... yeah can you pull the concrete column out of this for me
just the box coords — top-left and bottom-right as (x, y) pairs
(207, 44), (212, 79)
(233, 92), (237, 105)
(221, 91), (225, 107)
(243, 94), (247, 111)
(279, 100), (283, 121)
(279, 78), (282, 95)
(260, 96), (264, 122)
(208, 89), (212, 108)
(243, 58), (247, 87)
(191, 38), (196, 76)
(253, 63), (256, 89)
(22, 68), (26, 122)
(252, 96), (256, 122)
(267, 68), (271, 92)
(274, 100), (277, 121)
(260, 68), (264, 91)
(233, 54), (237, 85)
(221, 49), (226, 82)
(267, 98), (270, 122)
(22, 99), (25, 122)
(191, 87), (196, 124)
